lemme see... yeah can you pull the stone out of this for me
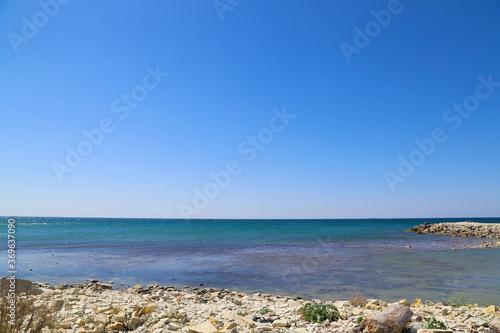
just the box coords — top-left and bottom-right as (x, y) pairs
(357, 304), (412, 333)
(107, 322), (123, 330)
(365, 303), (382, 310)
(115, 310), (127, 322)
(352, 308), (363, 315)
(133, 284), (143, 290)
(138, 304), (156, 316)
(93, 325), (106, 333)
(484, 305), (499, 314)
(169, 322), (182, 330)
(54, 322), (72, 329)
(412, 298), (422, 307)
(128, 317), (142, 328)
(272, 318), (290, 327)
(32, 288), (44, 295)
(96, 282), (112, 290)
(410, 322), (424, 333)
(490, 318), (500, 329)
(52, 299), (65, 310)
(94, 314), (109, 325)
(416, 330), (453, 333)
(188, 320), (218, 333)
(208, 316), (222, 326)
(235, 315), (254, 328)
(220, 323), (237, 331)
(398, 299), (411, 307)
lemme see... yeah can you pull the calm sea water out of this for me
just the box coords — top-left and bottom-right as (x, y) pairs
(2, 217), (500, 304)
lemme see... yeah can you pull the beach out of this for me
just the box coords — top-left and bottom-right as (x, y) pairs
(3, 277), (500, 333)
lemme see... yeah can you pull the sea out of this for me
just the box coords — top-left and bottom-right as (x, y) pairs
(2, 217), (500, 305)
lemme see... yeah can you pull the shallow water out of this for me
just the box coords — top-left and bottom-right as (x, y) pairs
(2, 217), (500, 304)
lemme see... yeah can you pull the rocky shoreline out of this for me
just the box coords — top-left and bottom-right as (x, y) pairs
(406, 221), (500, 249)
(2, 278), (500, 333)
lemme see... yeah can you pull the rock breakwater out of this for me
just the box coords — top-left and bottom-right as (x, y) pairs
(406, 221), (500, 249)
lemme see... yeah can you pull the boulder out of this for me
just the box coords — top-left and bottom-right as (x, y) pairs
(355, 304), (412, 333)
(0, 277), (33, 294)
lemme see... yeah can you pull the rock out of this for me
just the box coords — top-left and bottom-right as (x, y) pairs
(220, 323), (237, 331)
(94, 314), (110, 325)
(484, 305), (499, 314)
(365, 303), (382, 310)
(352, 308), (363, 315)
(468, 317), (488, 327)
(168, 322), (183, 330)
(235, 315), (254, 328)
(416, 330), (453, 333)
(54, 322), (72, 329)
(133, 284), (143, 290)
(93, 325), (106, 333)
(32, 288), (44, 295)
(107, 322), (123, 330)
(128, 317), (142, 328)
(138, 304), (156, 316)
(412, 298), (422, 307)
(410, 322), (424, 333)
(272, 318), (290, 327)
(490, 318), (500, 329)
(0, 277), (33, 294)
(399, 299), (411, 307)
(115, 310), (127, 322)
(95, 282), (112, 290)
(67, 287), (79, 295)
(188, 320), (218, 333)
(357, 304), (412, 333)
(52, 299), (65, 310)
(208, 316), (222, 326)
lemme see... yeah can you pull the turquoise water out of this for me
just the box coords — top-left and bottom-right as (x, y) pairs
(2, 217), (500, 304)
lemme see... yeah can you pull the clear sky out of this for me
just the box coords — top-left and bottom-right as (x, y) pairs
(1, 0), (500, 219)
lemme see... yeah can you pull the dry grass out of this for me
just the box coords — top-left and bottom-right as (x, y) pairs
(0, 283), (55, 333)
(348, 290), (368, 307)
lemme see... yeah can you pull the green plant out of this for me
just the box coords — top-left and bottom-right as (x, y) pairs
(256, 307), (272, 315)
(356, 316), (363, 324)
(424, 316), (447, 329)
(237, 312), (248, 317)
(448, 291), (474, 308)
(297, 302), (341, 323)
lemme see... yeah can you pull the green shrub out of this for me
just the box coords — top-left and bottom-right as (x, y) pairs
(237, 311), (248, 317)
(256, 307), (272, 315)
(424, 316), (447, 329)
(356, 316), (363, 324)
(297, 302), (341, 323)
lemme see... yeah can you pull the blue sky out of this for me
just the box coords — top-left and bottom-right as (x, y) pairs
(1, 0), (500, 219)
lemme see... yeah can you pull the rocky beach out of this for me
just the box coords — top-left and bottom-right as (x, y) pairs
(2, 277), (500, 333)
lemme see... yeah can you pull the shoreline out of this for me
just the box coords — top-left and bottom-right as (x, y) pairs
(2, 278), (500, 333)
